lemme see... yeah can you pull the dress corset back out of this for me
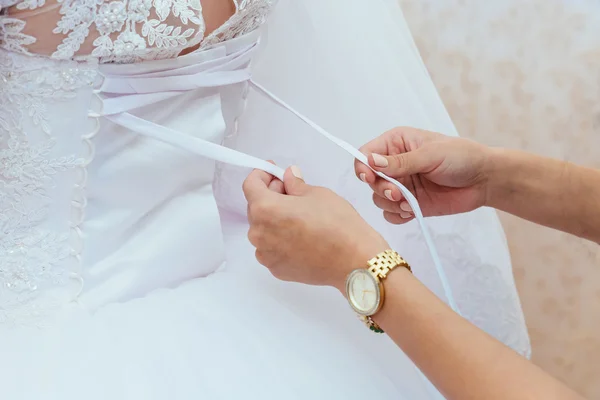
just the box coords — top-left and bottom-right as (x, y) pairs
(0, 13), (267, 324)
(80, 33), (260, 307)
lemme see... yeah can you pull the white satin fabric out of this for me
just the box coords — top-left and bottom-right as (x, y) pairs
(79, 33), (261, 308)
(0, 0), (530, 399)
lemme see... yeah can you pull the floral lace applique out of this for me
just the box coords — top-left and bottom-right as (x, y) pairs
(0, 0), (275, 63)
(0, 15), (35, 54)
(0, 51), (96, 326)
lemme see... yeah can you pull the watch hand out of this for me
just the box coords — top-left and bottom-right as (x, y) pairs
(361, 290), (374, 304)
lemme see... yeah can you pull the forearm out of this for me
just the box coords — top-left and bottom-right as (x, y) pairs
(364, 268), (583, 400)
(486, 148), (600, 244)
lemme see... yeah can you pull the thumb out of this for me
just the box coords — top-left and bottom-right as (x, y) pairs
(283, 166), (308, 196)
(370, 147), (435, 178)
(243, 168), (275, 203)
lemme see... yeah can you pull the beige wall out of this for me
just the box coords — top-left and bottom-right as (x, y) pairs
(400, 1), (600, 397)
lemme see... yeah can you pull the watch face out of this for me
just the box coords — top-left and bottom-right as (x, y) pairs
(346, 269), (380, 316)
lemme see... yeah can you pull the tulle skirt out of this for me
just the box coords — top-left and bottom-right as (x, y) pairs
(0, 217), (444, 400)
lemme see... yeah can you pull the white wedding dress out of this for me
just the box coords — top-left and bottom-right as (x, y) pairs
(0, 0), (530, 398)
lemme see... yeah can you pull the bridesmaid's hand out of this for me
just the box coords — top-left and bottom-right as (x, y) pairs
(243, 166), (388, 291)
(354, 127), (492, 224)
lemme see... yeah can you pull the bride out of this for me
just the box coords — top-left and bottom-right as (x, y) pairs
(0, 0), (530, 398)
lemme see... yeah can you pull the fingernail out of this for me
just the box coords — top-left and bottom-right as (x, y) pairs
(290, 165), (303, 179)
(400, 201), (413, 213)
(359, 173), (367, 182)
(384, 189), (395, 201)
(400, 211), (412, 219)
(372, 154), (388, 168)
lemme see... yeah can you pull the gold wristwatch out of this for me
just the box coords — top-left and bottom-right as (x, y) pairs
(345, 250), (411, 333)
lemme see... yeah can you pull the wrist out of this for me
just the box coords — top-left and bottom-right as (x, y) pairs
(333, 236), (390, 294)
(483, 147), (514, 209)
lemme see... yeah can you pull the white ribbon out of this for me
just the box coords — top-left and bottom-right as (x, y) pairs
(250, 80), (459, 313)
(93, 40), (460, 316)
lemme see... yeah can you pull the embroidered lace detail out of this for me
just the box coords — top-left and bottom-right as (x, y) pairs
(0, 0), (20, 7)
(0, 16), (34, 54)
(0, 0), (275, 63)
(0, 51), (96, 326)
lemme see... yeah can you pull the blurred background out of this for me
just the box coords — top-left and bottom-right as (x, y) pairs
(399, 1), (600, 398)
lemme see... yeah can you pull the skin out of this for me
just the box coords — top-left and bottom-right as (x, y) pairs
(354, 127), (600, 244)
(243, 126), (597, 400)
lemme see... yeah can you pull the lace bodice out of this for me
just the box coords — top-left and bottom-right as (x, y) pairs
(0, 0), (274, 63)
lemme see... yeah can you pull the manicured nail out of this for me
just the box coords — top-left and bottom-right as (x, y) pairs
(359, 173), (367, 182)
(400, 201), (413, 213)
(372, 153), (388, 168)
(400, 211), (412, 219)
(384, 189), (395, 201)
(290, 165), (303, 179)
